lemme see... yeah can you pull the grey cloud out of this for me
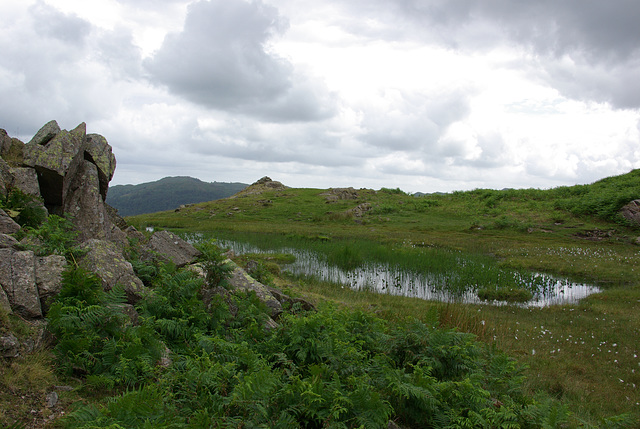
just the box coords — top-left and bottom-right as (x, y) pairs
(0, 3), (144, 135)
(361, 90), (472, 153)
(340, 0), (640, 108)
(28, 1), (92, 46)
(145, 0), (336, 121)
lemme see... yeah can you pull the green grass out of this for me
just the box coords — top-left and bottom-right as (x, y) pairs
(126, 169), (640, 426)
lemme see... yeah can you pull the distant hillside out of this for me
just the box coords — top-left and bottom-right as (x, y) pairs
(106, 176), (248, 216)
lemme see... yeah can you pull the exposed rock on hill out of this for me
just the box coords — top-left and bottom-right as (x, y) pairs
(0, 121), (298, 360)
(230, 176), (287, 198)
(620, 199), (640, 226)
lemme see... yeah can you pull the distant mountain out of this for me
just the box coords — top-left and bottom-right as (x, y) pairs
(106, 176), (248, 216)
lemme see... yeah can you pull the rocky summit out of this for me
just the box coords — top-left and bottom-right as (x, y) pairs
(0, 121), (205, 354)
(0, 121), (302, 362)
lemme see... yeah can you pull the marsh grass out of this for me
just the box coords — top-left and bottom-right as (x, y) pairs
(129, 170), (640, 426)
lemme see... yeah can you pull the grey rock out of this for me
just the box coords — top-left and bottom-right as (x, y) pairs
(85, 134), (116, 200)
(225, 259), (282, 317)
(0, 131), (25, 166)
(27, 120), (60, 146)
(46, 391), (59, 408)
(124, 226), (146, 243)
(0, 333), (20, 358)
(620, 200), (640, 226)
(0, 209), (20, 234)
(0, 284), (11, 314)
(143, 230), (201, 268)
(0, 233), (19, 249)
(0, 157), (12, 197)
(24, 122), (86, 208)
(0, 249), (42, 318)
(79, 239), (146, 304)
(267, 286), (316, 313)
(9, 166), (41, 196)
(36, 255), (67, 314)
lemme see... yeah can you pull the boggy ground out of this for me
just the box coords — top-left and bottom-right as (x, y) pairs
(130, 173), (640, 426)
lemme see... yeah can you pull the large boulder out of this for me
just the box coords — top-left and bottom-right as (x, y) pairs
(63, 158), (109, 241)
(143, 230), (201, 268)
(35, 255), (67, 313)
(85, 133), (116, 200)
(9, 166), (41, 196)
(0, 130), (25, 166)
(224, 259), (282, 318)
(23, 122), (87, 209)
(79, 239), (146, 303)
(27, 119), (60, 146)
(0, 249), (42, 318)
(620, 200), (640, 227)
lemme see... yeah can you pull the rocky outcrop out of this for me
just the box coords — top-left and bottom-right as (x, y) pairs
(320, 187), (360, 202)
(224, 259), (283, 318)
(0, 121), (299, 358)
(0, 209), (20, 234)
(142, 230), (201, 268)
(620, 200), (640, 227)
(0, 248), (68, 319)
(79, 239), (145, 303)
(230, 176), (287, 198)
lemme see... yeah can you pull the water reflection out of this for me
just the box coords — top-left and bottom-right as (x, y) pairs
(214, 238), (600, 307)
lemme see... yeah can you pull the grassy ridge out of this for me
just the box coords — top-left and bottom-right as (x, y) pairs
(128, 170), (640, 426)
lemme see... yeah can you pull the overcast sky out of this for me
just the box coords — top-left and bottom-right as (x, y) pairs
(2, 0), (639, 192)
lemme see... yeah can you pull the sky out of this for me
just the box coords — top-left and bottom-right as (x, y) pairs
(1, 0), (640, 193)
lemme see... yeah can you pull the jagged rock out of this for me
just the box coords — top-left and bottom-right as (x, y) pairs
(321, 187), (359, 202)
(0, 130), (25, 166)
(85, 133), (116, 200)
(105, 203), (128, 230)
(0, 157), (12, 196)
(224, 259), (282, 317)
(0, 129), (12, 154)
(63, 159), (107, 240)
(124, 225), (146, 243)
(0, 249), (42, 318)
(620, 200), (640, 227)
(27, 120), (60, 146)
(0, 284), (11, 314)
(267, 286), (316, 313)
(9, 166), (41, 196)
(346, 202), (372, 217)
(0, 233), (18, 249)
(231, 176), (288, 198)
(0, 333), (20, 358)
(143, 230), (201, 268)
(0, 209), (20, 234)
(79, 239), (146, 304)
(35, 255), (67, 314)
(24, 122), (86, 209)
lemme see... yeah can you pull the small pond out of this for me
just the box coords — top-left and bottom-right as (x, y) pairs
(211, 238), (601, 307)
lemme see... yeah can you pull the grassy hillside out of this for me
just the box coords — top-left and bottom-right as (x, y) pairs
(106, 176), (248, 216)
(127, 170), (640, 426)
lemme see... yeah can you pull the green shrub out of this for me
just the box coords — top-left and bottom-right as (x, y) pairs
(47, 267), (163, 386)
(21, 215), (79, 258)
(195, 238), (233, 288)
(0, 188), (47, 228)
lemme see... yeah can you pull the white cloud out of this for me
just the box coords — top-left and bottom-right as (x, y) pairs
(0, 0), (638, 194)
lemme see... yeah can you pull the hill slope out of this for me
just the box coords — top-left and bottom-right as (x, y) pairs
(106, 176), (248, 216)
